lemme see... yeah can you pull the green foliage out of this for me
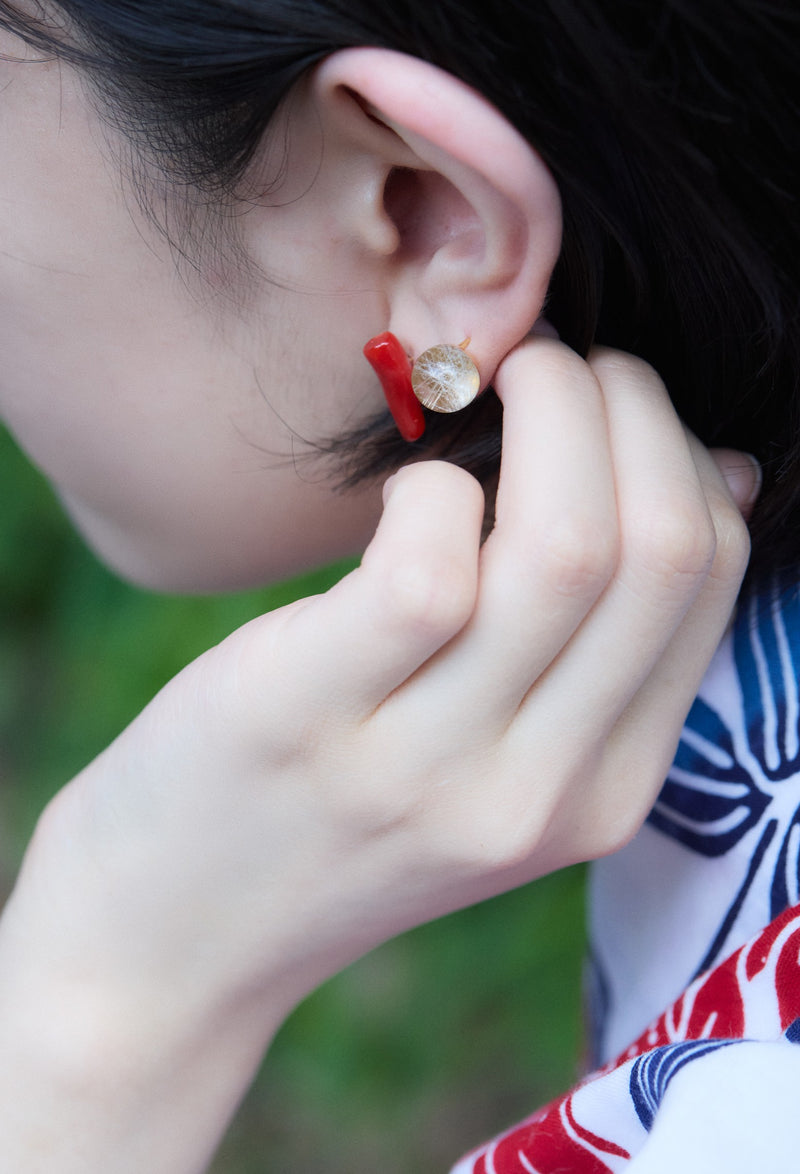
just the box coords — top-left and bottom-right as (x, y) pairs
(0, 425), (585, 1172)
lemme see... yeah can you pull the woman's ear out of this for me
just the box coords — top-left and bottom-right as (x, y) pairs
(252, 49), (562, 390)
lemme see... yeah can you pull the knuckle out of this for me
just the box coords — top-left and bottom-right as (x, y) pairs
(535, 518), (619, 598)
(627, 498), (717, 584)
(335, 773), (422, 841)
(558, 783), (648, 863)
(587, 803), (647, 859)
(450, 774), (552, 875)
(384, 554), (476, 639)
(458, 810), (539, 874)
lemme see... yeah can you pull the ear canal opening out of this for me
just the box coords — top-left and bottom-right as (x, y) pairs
(383, 166), (478, 262)
(383, 167), (422, 257)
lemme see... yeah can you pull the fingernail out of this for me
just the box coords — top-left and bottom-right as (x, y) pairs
(723, 452), (762, 512)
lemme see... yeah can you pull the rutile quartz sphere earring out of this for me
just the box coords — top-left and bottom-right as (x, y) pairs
(363, 332), (481, 442)
(411, 341), (480, 414)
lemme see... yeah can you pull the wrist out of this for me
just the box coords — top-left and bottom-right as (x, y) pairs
(0, 804), (289, 1172)
(0, 889), (283, 1173)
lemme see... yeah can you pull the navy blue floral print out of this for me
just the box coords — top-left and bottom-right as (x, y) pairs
(649, 571), (800, 970)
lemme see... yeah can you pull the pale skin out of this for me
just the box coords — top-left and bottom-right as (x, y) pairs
(0, 20), (776, 1174)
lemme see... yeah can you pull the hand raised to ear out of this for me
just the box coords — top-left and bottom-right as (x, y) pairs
(17, 338), (750, 992)
(0, 338), (750, 1174)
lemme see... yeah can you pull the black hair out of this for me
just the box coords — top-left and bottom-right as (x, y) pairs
(2, 0), (799, 575)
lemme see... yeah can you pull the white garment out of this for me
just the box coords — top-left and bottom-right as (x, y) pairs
(590, 576), (800, 1062)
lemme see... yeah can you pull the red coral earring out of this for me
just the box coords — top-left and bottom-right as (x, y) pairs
(363, 332), (426, 442)
(363, 333), (482, 441)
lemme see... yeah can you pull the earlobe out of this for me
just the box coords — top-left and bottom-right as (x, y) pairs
(311, 48), (563, 390)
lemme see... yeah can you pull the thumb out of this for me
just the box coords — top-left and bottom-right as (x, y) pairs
(710, 449), (762, 521)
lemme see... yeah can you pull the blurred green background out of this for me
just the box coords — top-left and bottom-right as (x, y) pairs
(0, 424), (586, 1173)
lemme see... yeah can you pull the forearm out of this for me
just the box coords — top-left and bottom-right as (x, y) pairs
(0, 978), (267, 1173)
(0, 828), (289, 1174)
(0, 930), (284, 1172)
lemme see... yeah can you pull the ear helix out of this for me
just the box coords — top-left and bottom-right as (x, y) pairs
(363, 332), (481, 442)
